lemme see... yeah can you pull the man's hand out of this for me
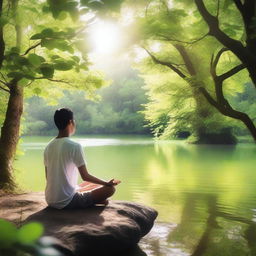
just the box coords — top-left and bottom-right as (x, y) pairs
(106, 179), (121, 186)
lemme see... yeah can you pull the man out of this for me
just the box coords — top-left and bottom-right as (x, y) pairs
(44, 108), (120, 209)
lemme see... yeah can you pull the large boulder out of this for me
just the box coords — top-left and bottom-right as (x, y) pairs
(0, 192), (157, 256)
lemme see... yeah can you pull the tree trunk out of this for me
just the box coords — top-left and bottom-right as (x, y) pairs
(0, 82), (23, 190)
(193, 90), (211, 136)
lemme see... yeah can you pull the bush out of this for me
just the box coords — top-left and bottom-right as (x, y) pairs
(0, 219), (62, 256)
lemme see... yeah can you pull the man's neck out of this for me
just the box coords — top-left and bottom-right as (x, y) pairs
(56, 130), (70, 139)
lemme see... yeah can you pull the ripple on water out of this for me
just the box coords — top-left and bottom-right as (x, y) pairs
(139, 222), (189, 256)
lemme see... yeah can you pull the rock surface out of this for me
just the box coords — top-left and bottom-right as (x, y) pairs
(0, 192), (158, 256)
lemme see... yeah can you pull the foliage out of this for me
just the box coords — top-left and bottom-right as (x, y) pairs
(126, 0), (242, 141)
(229, 83), (256, 136)
(23, 71), (150, 135)
(0, 0), (110, 98)
(139, 60), (239, 140)
(0, 219), (61, 256)
(112, 0), (253, 142)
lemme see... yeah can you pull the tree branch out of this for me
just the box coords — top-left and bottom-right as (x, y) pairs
(216, 0), (220, 18)
(194, 0), (245, 58)
(0, 72), (7, 83)
(210, 48), (229, 77)
(33, 76), (70, 84)
(0, 85), (10, 93)
(22, 42), (41, 56)
(233, 0), (244, 12)
(199, 87), (218, 108)
(157, 33), (209, 45)
(212, 48), (229, 69)
(144, 48), (187, 79)
(218, 64), (245, 81)
(47, 78), (70, 84)
(0, 79), (8, 86)
(174, 44), (196, 76)
(24, 80), (34, 87)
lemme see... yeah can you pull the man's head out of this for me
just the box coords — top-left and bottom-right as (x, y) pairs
(54, 108), (76, 135)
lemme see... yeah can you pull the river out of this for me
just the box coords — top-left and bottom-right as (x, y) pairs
(14, 135), (256, 256)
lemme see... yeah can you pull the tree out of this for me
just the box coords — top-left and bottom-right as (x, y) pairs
(130, 0), (240, 143)
(0, 0), (118, 190)
(123, 0), (256, 142)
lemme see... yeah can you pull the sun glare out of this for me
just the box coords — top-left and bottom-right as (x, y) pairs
(88, 20), (123, 55)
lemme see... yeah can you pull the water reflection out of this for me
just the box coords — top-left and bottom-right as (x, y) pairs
(137, 192), (256, 256)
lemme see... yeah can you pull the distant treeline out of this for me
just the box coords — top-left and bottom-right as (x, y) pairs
(23, 75), (151, 135)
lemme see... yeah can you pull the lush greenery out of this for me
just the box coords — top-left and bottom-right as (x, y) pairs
(23, 70), (150, 135)
(123, 0), (255, 143)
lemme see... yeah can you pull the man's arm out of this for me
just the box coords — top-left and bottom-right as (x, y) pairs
(78, 165), (120, 186)
(45, 166), (47, 179)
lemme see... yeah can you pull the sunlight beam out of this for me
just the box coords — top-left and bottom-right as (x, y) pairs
(88, 20), (123, 55)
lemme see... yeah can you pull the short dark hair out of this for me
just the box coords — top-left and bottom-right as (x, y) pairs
(54, 108), (74, 130)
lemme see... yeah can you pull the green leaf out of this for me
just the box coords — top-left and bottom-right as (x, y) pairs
(55, 41), (74, 53)
(24, 73), (36, 80)
(41, 39), (55, 50)
(7, 72), (24, 79)
(28, 54), (45, 66)
(40, 64), (54, 78)
(41, 28), (54, 37)
(31, 29), (55, 41)
(0, 219), (17, 248)
(54, 60), (73, 71)
(41, 39), (74, 53)
(17, 222), (43, 244)
(30, 33), (43, 40)
(13, 56), (30, 66)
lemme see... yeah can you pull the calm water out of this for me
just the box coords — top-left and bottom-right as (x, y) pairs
(14, 135), (256, 256)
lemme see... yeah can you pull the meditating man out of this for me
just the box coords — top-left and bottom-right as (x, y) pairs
(44, 108), (120, 209)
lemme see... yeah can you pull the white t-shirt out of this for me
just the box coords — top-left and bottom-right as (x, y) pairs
(44, 137), (86, 209)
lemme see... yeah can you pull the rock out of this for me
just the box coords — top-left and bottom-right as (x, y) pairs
(0, 192), (158, 256)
